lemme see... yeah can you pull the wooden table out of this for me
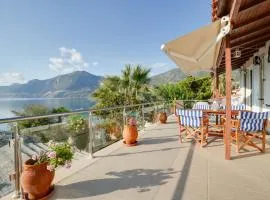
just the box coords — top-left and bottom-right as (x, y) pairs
(202, 110), (240, 137)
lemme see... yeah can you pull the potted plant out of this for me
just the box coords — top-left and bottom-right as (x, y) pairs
(123, 117), (138, 146)
(67, 115), (89, 151)
(158, 112), (167, 124)
(21, 141), (74, 199)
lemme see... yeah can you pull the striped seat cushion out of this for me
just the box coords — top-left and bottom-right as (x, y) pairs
(239, 111), (269, 132)
(176, 109), (203, 117)
(192, 102), (210, 110)
(221, 104), (246, 110)
(180, 116), (201, 128)
(177, 109), (203, 128)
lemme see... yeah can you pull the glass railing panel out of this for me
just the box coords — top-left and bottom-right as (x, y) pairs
(91, 108), (124, 153)
(0, 123), (14, 198)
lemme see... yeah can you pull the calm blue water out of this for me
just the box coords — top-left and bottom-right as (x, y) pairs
(0, 98), (94, 130)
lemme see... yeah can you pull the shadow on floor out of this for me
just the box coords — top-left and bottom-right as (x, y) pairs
(98, 147), (183, 158)
(139, 137), (179, 145)
(145, 127), (178, 131)
(52, 168), (177, 199)
(231, 148), (270, 160)
(172, 142), (195, 200)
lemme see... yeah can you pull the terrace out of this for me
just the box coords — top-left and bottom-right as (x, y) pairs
(1, 103), (270, 200)
(1, 0), (270, 199)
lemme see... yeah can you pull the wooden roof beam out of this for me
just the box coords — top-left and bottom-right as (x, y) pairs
(219, 48), (259, 63)
(240, 0), (266, 12)
(231, 26), (270, 43)
(215, 0), (242, 70)
(234, 1), (270, 29)
(231, 16), (270, 38)
(220, 53), (257, 65)
(231, 27), (270, 46)
(230, 0), (243, 25)
(232, 34), (270, 47)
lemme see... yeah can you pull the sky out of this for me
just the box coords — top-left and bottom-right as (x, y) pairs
(0, 0), (211, 86)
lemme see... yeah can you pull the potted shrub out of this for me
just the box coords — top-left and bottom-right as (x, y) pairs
(67, 115), (89, 151)
(158, 112), (167, 124)
(123, 117), (138, 146)
(21, 141), (74, 199)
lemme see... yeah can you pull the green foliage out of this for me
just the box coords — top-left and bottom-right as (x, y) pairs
(67, 115), (88, 135)
(155, 76), (212, 101)
(12, 104), (51, 128)
(33, 141), (74, 171)
(92, 64), (153, 109)
(51, 107), (70, 113)
(12, 105), (70, 128)
(48, 142), (73, 168)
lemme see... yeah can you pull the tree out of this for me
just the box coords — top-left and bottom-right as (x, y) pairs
(154, 76), (212, 102)
(12, 104), (51, 128)
(12, 105), (70, 128)
(91, 64), (152, 108)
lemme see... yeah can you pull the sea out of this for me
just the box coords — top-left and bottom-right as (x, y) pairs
(0, 98), (94, 130)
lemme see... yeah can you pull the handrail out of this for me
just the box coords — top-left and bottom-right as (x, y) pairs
(0, 100), (177, 199)
(0, 101), (172, 124)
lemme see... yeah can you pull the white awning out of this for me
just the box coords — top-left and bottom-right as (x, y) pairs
(161, 17), (230, 75)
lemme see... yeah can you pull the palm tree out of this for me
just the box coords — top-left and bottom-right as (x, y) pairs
(92, 64), (151, 107)
(131, 65), (151, 99)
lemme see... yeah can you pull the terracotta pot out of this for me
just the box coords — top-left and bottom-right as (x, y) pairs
(21, 159), (55, 200)
(123, 125), (138, 145)
(159, 112), (167, 124)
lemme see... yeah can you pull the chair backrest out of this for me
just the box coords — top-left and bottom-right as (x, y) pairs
(192, 102), (210, 110)
(176, 109), (203, 128)
(221, 104), (246, 111)
(239, 111), (269, 132)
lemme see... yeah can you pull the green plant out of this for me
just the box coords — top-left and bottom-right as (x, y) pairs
(67, 115), (87, 135)
(91, 64), (152, 109)
(32, 141), (74, 171)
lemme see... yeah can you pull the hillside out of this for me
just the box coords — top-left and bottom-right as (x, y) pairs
(150, 68), (240, 86)
(150, 68), (187, 85)
(0, 71), (103, 98)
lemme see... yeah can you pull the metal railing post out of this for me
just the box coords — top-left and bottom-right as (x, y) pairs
(12, 123), (22, 199)
(142, 105), (145, 129)
(88, 112), (94, 159)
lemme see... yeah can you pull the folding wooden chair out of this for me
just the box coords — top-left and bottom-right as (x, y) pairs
(231, 111), (269, 153)
(176, 109), (209, 147)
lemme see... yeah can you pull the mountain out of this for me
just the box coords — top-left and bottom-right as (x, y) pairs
(150, 68), (187, 85)
(150, 68), (240, 86)
(0, 71), (103, 98)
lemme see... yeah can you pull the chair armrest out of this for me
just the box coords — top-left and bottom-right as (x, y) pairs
(223, 118), (240, 129)
(231, 119), (240, 129)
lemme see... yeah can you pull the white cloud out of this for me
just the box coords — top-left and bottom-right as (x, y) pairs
(0, 72), (25, 86)
(49, 47), (89, 73)
(92, 61), (99, 66)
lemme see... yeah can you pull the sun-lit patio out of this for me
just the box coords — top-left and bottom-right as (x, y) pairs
(4, 115), (266, 200)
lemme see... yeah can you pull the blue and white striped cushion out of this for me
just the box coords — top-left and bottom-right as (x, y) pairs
(180, 116), (201, 128)
(240, 111), (268, 119)
(239, 111), (269, 132)
(176, 109), (203, 117)
(192, 103), (210, 110)
(222, 104), (246, 110)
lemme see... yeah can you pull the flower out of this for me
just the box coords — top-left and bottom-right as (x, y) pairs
(64, 160), (72, 169)
(128, 117), (137, 126)
(47, 151), (57, 158)
(46, 164), (55, 172)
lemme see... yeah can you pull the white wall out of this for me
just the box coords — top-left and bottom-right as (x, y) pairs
(263, 41), (270, 112)
(239, 40), (270, 133)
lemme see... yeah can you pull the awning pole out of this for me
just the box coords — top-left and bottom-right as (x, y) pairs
(225, 35), (232, 160)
